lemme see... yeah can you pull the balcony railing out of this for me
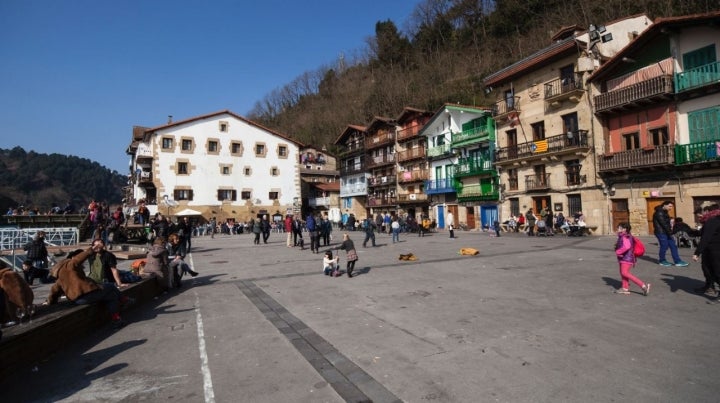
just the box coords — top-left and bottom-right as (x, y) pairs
(544, 74), (584, 103)
(397, 147), (426, 162)
(398, 169), (429, 183)
(594, 75), (674, 113)
(451, 126), (493, 148)
(398, 193), (428, 203)
(675, 141), (720, 165)
(455, 184), (499, 201)
(308, 197), (330, 207)
(366, 153), (395, 168)
(507, 177), (518, 191)
(340, 184), (367, 196)
(598, 144), (674, 172)
(368, 196), (397, 207)
(339, 162), (366, 175)
(397, 124), (422, 142)
(453, 156), (495, 177)
(365, 131), (394, 149)
(524, 174), (551, 191)
(368, 175), (397, 186)
(427, 143), (452, 158)
(492, 97), (520, 119)
(425, 178), (455, 194)
(675, 61), (720, 93)
(137, 171), (153, 182)
(340, 141), (365, 156)
(496, 130), (589, 163)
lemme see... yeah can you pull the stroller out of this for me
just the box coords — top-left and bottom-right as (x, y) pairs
(674, 231), (697, 248)
(536, 219), (553, 237)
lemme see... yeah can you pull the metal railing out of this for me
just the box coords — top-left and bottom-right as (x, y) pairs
(496, 130), (589, 162)
(675, 61), (720, 92)
(525, 174), (551, 191)
(544, 74), (583, 100)
(425, 178), (455, 194)
(674, 141), (720, 165)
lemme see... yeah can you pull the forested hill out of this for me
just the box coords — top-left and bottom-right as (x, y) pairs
(247, 0), (712, 151)
(0, 147), (125, 214)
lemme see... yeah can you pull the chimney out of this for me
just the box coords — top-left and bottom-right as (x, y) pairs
(168, 115), (173, 124)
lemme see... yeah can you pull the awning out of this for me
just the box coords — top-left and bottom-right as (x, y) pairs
(174, 208), (203, 216)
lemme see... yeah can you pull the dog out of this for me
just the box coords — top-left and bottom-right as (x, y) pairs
(0, 268), (34, 322)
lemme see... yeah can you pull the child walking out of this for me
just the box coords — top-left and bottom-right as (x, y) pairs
(335, 233), (359, 278)
(615, 222), (650, 296)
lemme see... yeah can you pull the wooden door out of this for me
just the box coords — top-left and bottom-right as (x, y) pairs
(466, 206), (476, 229)
(646, 198), (675, 234)
(611, 199), (629, 232)
(448, 205), (459, 228)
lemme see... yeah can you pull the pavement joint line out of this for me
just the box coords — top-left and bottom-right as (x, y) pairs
(234, 280), (403, 403)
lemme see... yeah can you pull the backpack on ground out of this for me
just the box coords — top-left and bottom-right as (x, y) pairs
(633, 236), (645, 257)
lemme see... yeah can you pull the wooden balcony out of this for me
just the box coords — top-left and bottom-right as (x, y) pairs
(368, 175), (397, 187)
(339, 142), (365, 156)
(524, 174), (551, 191)
(366, 154), (395, 169)
(398, 169), (428, 183)
(598, 144), (674, 173)
(594, 75), (673, 114)
(339, 162), (366, 175)
(675, 141), (720, 166)
(427, 143), (452, 158)
(453, 157), (495, 178)
(397, 124), (422, 142)
(397, 193), (428, 204)
(340, 184), (367, 196)
(544, 74), (584, 105)
(368, 196), (397, 207)
(397, 147), (426, 162)
(491, 97), (520, 124)
(308, 197), (331, 208)
(364, 131), (394, 149)
(495, 130), (589, 164)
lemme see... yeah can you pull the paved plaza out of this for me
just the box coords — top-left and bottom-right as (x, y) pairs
(2, 229), (717, 402)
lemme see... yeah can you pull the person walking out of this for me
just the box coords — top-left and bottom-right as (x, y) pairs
(447, 211), (455, 239)
(23, 231), (49, 271)
(306, 212), (318, 253)
(251, 218), (261, 245)
(261, 215), (271, 244)
(653, 201), (689, 267)
(525, 209), (537, 236)
(284, 215), (294, 247)
(614, 222), (651, 296)
(292, 217), (304, 247)
(692, 202), (720, 299)
(391, 216), (401, 243)
(335, 233), (359, 278)
(362, 217), (376, 247)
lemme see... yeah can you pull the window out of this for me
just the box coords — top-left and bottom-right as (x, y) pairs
(508, 168), (518, 190)
(217, 189), (236, 201)
(531, 122), (545, 141)
(567, 194), (582, 216)
(174, 189), (194, 201)
(241, 191), (251, 200)
(255, 143), (266, 157)
(244, 166), (252, 176)
(208, 140), (218, 152)
(219, 121), (229, 132)
(177, 162), (188, 174)
(231, 142), (243, 155)
(269, 191), (279, 200)
(649, 127), (669, 146)
(221, 166), (230, 175)
(162, 137), (173, 149)
(688, 107), (720, 143)
(277, 145), (288, 158)
(509, 198), (520, 217)
(565, 159), (582, 186)
(271, 167), (279, 176)
(181, 139), (192, 151)
(622, 132), (640, 150)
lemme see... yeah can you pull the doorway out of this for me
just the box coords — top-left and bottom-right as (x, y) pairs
(532, 196), (551, 213)
(466, 206), (476, 230)
(479, 205), (498, 230)
(448, 205), (459, 229)
(611, 199), (629, 231)
(646, 198), (675, 234)
(437, 205), (445, 228)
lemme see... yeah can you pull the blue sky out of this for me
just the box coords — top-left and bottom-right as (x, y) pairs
(0, 0), (419, 173)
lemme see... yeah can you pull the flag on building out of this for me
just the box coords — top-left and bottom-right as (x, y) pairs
(533, 139), (548, 153)
(509, 112), (520, 128)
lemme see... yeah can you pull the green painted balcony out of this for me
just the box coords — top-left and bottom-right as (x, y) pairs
(454, 183), (499, 202)
(675, 141), (720, 165)
(452, 157), (495, 178)
(675, 61), (720, 93)
(451, 125), (494, 148)
(427, 143), (452, 158)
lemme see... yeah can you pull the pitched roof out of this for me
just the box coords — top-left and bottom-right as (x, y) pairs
(313, 182), (340, 192)
(420, 103), (493, 135)
(395, 107), (433, 124)
(589, 11), (720, 82)
(143, 109), (304, 147)
(334, 124), (366, 145)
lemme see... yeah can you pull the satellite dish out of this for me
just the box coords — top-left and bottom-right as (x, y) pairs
(165, 199), (179, 207)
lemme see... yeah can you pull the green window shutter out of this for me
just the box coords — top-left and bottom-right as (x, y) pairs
(688, 107), (720, 143)
(683, 45), (716, 69)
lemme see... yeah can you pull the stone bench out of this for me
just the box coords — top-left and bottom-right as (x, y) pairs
(0, 277), (162, 382)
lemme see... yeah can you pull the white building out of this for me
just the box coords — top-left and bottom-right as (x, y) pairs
(126, 110), (302, 223)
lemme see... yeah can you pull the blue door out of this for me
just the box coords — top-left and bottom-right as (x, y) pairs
(480, 205), (498, 229)
(437, 205), (445, 228)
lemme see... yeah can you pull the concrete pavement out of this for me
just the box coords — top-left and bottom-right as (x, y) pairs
(1, 229), (717, 402)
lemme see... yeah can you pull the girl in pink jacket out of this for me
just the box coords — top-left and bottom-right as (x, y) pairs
(615, 222), (650, 295)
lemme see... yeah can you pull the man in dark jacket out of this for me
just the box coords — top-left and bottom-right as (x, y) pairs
(653, 201), (688, 267)
(24, 231), (49, 270)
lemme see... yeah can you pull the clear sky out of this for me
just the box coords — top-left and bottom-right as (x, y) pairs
(0, 0), (418, 174)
